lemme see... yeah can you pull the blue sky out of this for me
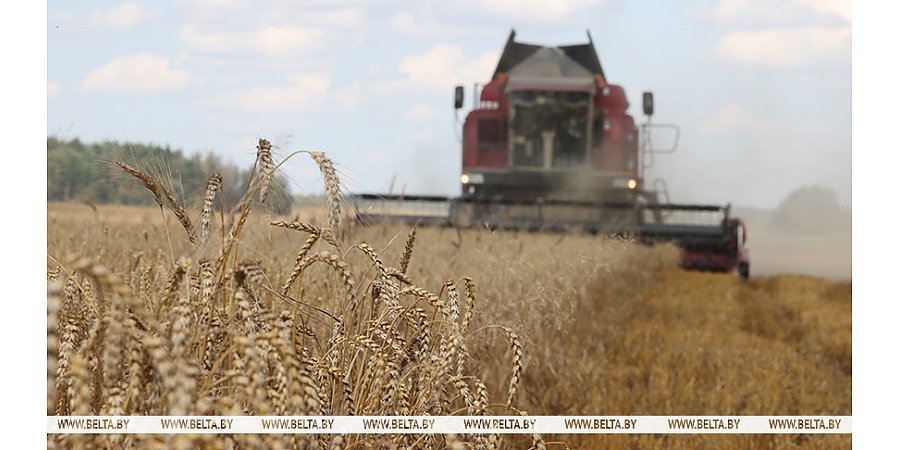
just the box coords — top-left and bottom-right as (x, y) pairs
(47, 0), (851, 208)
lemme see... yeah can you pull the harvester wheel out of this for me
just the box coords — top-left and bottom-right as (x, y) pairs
(738, 262), (750, 280)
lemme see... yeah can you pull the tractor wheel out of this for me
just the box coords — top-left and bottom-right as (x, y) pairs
(738, 262), (750, 280)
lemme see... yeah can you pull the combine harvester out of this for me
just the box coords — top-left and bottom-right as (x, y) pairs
(354, 30), (750, 279)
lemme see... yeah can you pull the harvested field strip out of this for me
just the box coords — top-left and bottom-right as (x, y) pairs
(537, 269), (851, 449)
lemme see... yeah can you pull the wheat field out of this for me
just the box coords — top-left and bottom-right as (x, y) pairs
(46, 143), (851, 449)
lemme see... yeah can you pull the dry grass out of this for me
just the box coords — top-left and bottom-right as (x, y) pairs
(47, 142), (850, 449)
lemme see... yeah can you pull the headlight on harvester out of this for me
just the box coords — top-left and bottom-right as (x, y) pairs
(613, 178), (638, 189)
(460, 173), (484, 184)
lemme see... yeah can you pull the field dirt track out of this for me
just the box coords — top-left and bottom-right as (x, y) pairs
(48, 202), (850, 449)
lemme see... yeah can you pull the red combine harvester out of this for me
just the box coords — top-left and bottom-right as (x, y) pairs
(354, 30), (750, 279)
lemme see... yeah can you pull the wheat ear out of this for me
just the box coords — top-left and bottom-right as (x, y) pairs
(257, 139), (275, 203)
(198, 173), (221, 247)
(308, 152), (342, 242)
(399, 225), (417, 274)
(115, 162), (163, 207)
(502, 326), (524, 411)
(158, 182), (195, 244)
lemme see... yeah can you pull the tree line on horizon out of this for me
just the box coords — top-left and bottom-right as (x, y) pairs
(47, 137), (293, 214)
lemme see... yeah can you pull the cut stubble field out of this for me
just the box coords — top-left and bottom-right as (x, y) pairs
(46, 151), (850, 449)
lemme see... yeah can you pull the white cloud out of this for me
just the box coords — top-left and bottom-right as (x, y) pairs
(405, 103), (439, 122)
(709, 0), (850, 26)
(389, 12), (467, 36)
(82, 53), (191, 96)
(716, 26), (850, 67)
(374, 44), (499, 95)
(708, 0), (851, 69)
(302, 8), (365, 28)
(90, 1), (152, 29)
(179, 0), (366, 10)
(180, 25), (325, 57)
(179, 0), (248, 9)
(178, 1), (365, 27)
(219, 74), (361, 113)
(235, 74), (331, 112)
(455, 0), (604, 22)
(795, 0), (851, 22)
(48, 81), (61, 99)
(710, 0), (799, 24)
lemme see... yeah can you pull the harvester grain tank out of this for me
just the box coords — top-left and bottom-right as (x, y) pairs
(354, 30), (750, 278)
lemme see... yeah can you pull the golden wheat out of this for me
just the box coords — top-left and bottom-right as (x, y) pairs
(198, 172), (221, 248)
(46, 138), (853, 450)
(48, 141), (547, 450)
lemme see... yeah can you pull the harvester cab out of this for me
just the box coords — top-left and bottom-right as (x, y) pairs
(456, 30), (645, 203)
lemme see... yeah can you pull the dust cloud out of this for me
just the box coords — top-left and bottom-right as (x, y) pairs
(735, 186), (851, 281)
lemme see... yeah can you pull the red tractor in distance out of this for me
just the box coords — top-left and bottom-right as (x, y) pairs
(355, 30), (750, 279)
